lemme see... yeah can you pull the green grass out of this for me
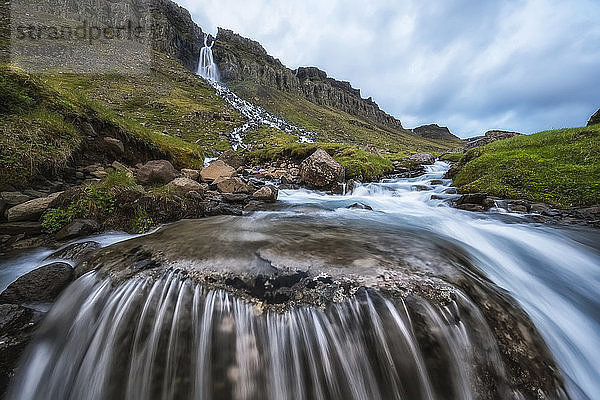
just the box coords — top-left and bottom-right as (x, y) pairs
(247, 133), (394, 181)
(439, 152), (463, 163)
(452, 125), (600, 208)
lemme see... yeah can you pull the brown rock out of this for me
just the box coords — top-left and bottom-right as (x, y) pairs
(7, 192), (63, 222)
(136, 160), (177, 185)
(408, 153), (436, 165)
(201, 160), (236, 182)
(252, 186), (279, 203)
(103, 137), (125, 154)
(55, 219), (101, 241)
(218, 150), (246, 169)
(300, 149), (345, 189)
(181, 169), (201, 181)
(217, 177), (249, 194)
(1, 192), (32, 207)
(457, 204), (486, 212)
(166, 178), (205, 195)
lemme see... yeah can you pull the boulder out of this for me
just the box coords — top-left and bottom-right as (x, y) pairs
(222, 193), (249, 203)
(7, 192), (63, 222)
(216, 177), (249, 194)
(200, 160), (236, 182)
(457, 204), (486, 212)
(0, 222), (42, 237)
(252, 186), (278, 203)
(587, 109), (600, 126)
(103, 137), (125, 154)
(300, 149), (345, 189)
(347, 203), (373, 210)
(45, 241), (101, 264)
(218, 150), (245, 169)
(465, 131), (522, 150)
(181, 169), (201, 181)
(0, 262), (73, 304)
(408, 153), (436, 165)
(136, 160), (177, 185)
(55, 219), (101, 241)
(166, 178), (205, 195)
(0, 192), (31, 207)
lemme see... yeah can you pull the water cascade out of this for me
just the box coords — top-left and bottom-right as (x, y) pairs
(195, 33), (316, 149)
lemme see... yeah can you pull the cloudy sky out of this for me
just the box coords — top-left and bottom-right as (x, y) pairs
(175, 0), (600, 138)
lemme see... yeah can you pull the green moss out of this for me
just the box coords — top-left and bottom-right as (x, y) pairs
(452, 126), (600, 208)
(439, 152), (463, 163)
(131, 207), (154, 234)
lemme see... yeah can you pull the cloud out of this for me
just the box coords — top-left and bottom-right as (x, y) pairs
(175, 0), (600, 138)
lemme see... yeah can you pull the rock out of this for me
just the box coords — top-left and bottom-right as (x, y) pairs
(0, 199), (6, 220)
(1, 192), (31, 207)
(347, 203), (373, 211)
(457, 204), (486, 212)
(166, 178), (205, 195)
(530, 203), (550, 214)
(587, 109), (600, 126)
(465, 131), (522, 150)
(200, 160), (236, 182)
(222, 193), (249, 203)
(55, 219), (101, 241)
(482, 198), (498, 209)
(346, 179), (360, 193)
(218, 150), (245, 169)
(430, 180), (444, 186)
(136, 160), (177, 185)
(185, 191), (205, 201)
(112, 161), (134, 177)
(45, 241), (101, 263)
(83, 164), (101, 174)
(103, 137), (125, 154)
(0, 222), (42, 237)
(7, 192), (63, 222)
(0, 262), (73, 304)
(413, 124), (459, 140)
(216, 177), (249, 194)
(252, 186), (279, 203)
(413, 185), (432, 192)
(90, 170), (108, 179)
(300, 149), (345, 189)
(456, 193), (489, 206)
(408, 153), (436, 165)
(181, 169), (201, 181)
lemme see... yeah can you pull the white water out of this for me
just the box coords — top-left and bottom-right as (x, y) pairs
(278, 162), (600, 400)
(196, 34), (316, 149)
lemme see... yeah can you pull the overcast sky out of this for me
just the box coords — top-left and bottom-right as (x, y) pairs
(175, 0), (600, 138)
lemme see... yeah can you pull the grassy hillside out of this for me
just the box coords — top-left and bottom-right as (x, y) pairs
(452, 125), (600, 208)
(232, 82), (461, 154)
(0, 54), (245, 189)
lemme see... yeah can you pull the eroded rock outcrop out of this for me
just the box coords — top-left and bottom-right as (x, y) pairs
(587, 109), (600, 126)
(413, 124), (460, 140)
(465, 130), (522, 150)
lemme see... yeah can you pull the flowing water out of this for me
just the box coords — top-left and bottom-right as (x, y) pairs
(5, 163), (600, 400)
(196, 34), (316, 149)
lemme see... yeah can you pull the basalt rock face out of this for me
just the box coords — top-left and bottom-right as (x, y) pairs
(413, 124), (460, 140)
(213, 28), (404, 131)
(150, 0), (204, 71)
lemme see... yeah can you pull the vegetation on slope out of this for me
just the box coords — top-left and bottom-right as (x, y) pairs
(452, 125), (600, 208)
(233, 82), (461, 154)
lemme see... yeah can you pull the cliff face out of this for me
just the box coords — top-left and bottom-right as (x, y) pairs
(213, 28), (404, 131)
(413, 124), (460, 140)
(150, 0), (204, 71)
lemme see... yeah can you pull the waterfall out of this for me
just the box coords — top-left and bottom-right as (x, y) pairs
(7, 270), (517, 400)
(198, 34), (220, 82)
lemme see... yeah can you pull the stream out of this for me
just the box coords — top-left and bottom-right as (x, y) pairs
(3, 162), (599, 400)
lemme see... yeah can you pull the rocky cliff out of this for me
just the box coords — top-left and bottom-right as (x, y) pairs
(412, 124), (459, 140)
(587, 109), (600, 126)
(213, 28), (404, 131)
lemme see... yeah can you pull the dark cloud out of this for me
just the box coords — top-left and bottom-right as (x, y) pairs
(178, 0), (600, 138)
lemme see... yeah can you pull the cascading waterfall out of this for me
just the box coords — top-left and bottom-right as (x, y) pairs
(195, 33), (316, 150)
(8, 270), (512, 400)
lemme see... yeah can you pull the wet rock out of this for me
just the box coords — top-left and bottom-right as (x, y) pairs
(252, 186), (278, 203)
(7, 192), (63, 222)
(587, 109), (600, 126)
(0, 222), (42, 237)
(0, 262), (73, 304)
(218, 150), (246, 169)
(181, 169), (201, 181)
(413, 185), (432, 192)
(457, 204), (486, 212)
(136, 160), (177, 185)
(103, 137), (125, 155)
(430, 180), (444, 185)
(216, 177), (249, 194)
(167, 178), (205, 195)
(346, 179), (359, 193)
(222, 193), (249, 203)
(185, 190), (205, 201)
(0, 199), (6, 220)
(408, 153), (436, 165)
(46, 241), (101, 263)
(55, 219), (101, 241)
(347, 203), (373, 210)
(201, 160), (236, 182)
(0, 192), (31, 207)
(300, 149), (345, 189)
